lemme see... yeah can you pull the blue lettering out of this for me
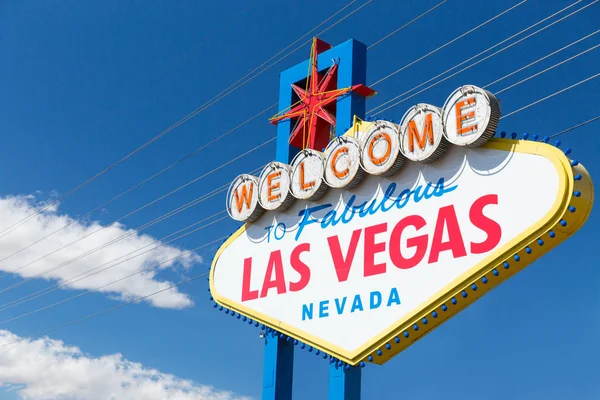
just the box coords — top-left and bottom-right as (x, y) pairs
(319, 300), (329, 318)
(296, 204), (331, 241)
(351, 295), (364, 313)
(387, 288), (401, 307)
(370, 291), (382, 309)
(302, 304), (313, 321)
(335, 297), (347, 314)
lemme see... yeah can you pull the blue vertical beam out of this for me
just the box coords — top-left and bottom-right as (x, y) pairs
(271, 38), (369, 400)
(329, 364), (362, 400)
(262, 332), (294, 400)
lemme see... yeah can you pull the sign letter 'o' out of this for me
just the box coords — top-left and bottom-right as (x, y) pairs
(289, 149), (328, 201)
(323, 136), (364, 189)
(399, 104), (448, 163)
(226, 174), (263, 222)
(360, 120), (404, 177)
(258, 162), (295, 211)
(442, 85), (501, 147)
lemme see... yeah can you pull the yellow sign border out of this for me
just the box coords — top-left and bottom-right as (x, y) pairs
(210, 138), (594, 366)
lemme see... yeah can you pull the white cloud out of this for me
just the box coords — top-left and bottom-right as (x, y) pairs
(0, 195), (203, 309)
(0, 330), (251, 400)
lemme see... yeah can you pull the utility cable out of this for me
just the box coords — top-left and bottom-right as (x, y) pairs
(0, 222), (229, 324)
(0, 138), (273, 285)
(500, 71), (600, 120)
(370, 0), (528, 86)
(367, 0), (448, 50)
(550, 115), (600, 138)
(369, 0), (594, 116)
(0, 269), (213, 349)
(0, 0), (370, 241)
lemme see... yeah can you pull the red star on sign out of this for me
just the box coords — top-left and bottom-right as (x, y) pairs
(270, 38), (376, 151)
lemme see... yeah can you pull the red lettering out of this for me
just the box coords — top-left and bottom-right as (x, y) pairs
(260, 250), (286, 298)
(389, 215), (428, 269)
(327, 229), (362, 282)
(428, 205), (467, 263)
(289, 243), (311, 292)
(364, 223), (387, 277)
(241, 257), (258, 302)
(470, 194), (501, 254)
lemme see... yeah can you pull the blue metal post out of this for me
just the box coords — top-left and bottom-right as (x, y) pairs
(262, 332), (294, 400)
(329, 364), (362, 400)
(270, 38), (369, 400)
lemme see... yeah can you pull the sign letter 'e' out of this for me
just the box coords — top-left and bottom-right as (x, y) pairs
(442, 85), (501, 147)
(258, 162), (295, 212)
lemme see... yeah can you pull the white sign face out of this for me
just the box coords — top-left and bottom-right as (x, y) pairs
(323, 136), (363, 189)
(226, 175), (263, 222)
(443, 85), (500, 147)
(258, 162), (294, 211)
(213, 142), (575, 359)
(359, 120), (404, 177)
(400, 104), (448, 163)
(289, 149), (328, 201)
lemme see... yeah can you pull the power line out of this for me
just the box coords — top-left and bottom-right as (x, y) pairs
(367, 0), (448, 50)
(494, 41), (600, 94)
(0, 270), (213, 349)
(0, 0), (371, 242)
(0, 103), (276, 266)
(550, 115), (600, 138)
(370, 0), (528, 86)
(500, 72), (600, 120)
(0, 226), (229, 324)
(484, 29), (600, 89)
(369, 0), (594, 116)
(0, 138), (273, 286)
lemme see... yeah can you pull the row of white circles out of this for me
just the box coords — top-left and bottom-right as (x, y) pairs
(227, 85), (501, 222)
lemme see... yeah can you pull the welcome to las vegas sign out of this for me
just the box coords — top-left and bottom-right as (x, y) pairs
(210, 84), (594, 366)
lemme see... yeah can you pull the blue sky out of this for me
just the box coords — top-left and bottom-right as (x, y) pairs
(0, 0), (599, 399)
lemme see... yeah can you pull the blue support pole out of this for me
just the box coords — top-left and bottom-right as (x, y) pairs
(262, 333), (294, 400)
(329, 364), (362, 400)
(271, 38), (369, 400)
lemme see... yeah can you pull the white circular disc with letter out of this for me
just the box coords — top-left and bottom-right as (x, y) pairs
(399, 104), (448, 163)
(289, 149), (327, 201)
(360, 120), (404, 177)
(226, 174), (263, 222)
(442, 85), (501, 147)
(323, 136), (364, 189)
(258, 162), (294, 211)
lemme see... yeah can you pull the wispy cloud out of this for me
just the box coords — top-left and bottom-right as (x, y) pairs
(0, 330), (251, 400)
(0, 195), (202, 309)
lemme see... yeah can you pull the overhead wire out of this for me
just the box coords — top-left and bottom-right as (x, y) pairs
(0, 103), (276, 266)
(370, 0), (528, 86)
(0, 269), (213, 349)
(0, 139), (272, 290)
(0, 0), (373, 242)
(367, 0), (448, 50)
(0, 222), (230, 324)
(500, 71), (600, 120)
(0, 164), (262, 310)
(550, 115), (600, 138)
(369, 0), (596, 116)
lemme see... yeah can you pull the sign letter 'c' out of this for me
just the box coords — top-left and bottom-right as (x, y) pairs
(407, 113), (434, 152)
(368, 132), (392, 165)
(455, 97), (477, 135)
(234, 183), (254, 213)
(331, 147), (350, 179)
